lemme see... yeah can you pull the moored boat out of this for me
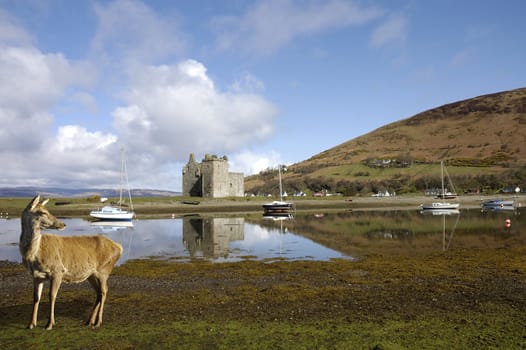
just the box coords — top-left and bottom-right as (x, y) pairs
(263, 200), (294, 214)
(481, 198), (514, 209)
(421, 161), (460, 212)
(90, 147), (135, 221)
(90, 206), (134, 221)
(421, 202), (460, 211)
(262, 165), (293, 214)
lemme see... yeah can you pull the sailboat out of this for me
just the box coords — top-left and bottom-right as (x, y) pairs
(262, 165), (294, 214)
(90, 148), (135, 221)
(421, 161), (460, 211)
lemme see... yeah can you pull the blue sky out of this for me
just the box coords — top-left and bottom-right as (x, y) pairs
(0, 0), (524, 191)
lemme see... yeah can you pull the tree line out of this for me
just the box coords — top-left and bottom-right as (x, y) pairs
(248, 165), (526, 197)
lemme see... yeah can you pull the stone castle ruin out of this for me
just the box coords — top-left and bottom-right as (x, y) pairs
(182, 153), (244, 198)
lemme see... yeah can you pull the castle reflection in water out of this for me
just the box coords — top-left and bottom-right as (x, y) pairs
(182, 217), (244, 259)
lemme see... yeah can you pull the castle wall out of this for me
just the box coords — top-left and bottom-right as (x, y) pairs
(228, 172), (244, 197)
(182, 154), (244, 198)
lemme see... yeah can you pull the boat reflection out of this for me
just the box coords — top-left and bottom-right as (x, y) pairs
(263, 213), (294, 221)
(420, 209), (460, 216)
(421, 208), (460, 251)
(480, 205), (519, 214)
(90, 220), (134, 233)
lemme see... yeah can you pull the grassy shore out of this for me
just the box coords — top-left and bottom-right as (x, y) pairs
(1, 246), (525, 349)
(0, 194), (517, 218)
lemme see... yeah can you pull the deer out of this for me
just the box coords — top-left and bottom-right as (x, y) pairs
(19, 195), (123, 330)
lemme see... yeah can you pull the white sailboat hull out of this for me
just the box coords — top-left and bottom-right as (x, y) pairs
(263, 200), (294, 213)
(421, 202), (460, 210)
(90, 206), (134, 220)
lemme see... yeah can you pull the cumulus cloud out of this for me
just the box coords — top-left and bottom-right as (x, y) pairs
(0, 44), (95, 151)
(0, 12), (105, 187)
(113, 59), (277, 163)
(229, 150), (284, 175)
(39, 126), (119, 188)
(0, 124), (121, 189)
(0, 2), (279, 190)
(52, 125), (117, 153)
(213, 0), (383, 55)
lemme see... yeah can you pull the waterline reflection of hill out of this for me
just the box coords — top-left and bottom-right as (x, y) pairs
(273, 209), (525, 257)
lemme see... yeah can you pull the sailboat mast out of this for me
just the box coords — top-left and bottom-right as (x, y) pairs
(121, 147), (134, 211)
(119, 147), (124, 208)
(441, 160), (445, 202)
(278, 165), (283, 201)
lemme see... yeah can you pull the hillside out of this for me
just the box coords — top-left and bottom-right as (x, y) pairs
(246, 87), (526, 196)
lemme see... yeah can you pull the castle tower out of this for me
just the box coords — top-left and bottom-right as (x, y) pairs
(182, 153), (244, 198)
(201, 155), (230, 197)
(182, 153), (202, 196)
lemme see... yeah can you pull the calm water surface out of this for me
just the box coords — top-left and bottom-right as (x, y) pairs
(1, 208), (524, 264)
(0, 215), (348, 264)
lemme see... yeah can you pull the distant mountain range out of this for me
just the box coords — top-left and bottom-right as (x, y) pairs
(0, 187), (180, 198)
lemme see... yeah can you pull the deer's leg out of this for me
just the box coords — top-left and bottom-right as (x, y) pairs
(45, 275), (62, 330)
(87, 275), (102, 326)
(94, 277), (109, 327)
(28, 279), (44, 329)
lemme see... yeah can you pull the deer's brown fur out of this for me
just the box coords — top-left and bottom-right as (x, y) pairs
(20, 195), (123, 330)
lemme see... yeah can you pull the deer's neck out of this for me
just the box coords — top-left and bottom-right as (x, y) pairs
(20, 214), (42, 261)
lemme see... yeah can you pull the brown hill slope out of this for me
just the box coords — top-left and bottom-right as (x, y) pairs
(246, 87), (526, 195)
(304, 87), (526, 167)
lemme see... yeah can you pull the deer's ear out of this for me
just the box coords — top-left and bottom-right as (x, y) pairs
(41, 199), (49, 206)
(29, 195), (41, 211)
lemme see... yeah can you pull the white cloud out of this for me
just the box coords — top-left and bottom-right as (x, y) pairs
(0, 12), (104, 188)
(370, 14), (407, 48)
(0, 2), (281, 190)
(91, 0), (186, 69)
(113, 59), (277, 163)
(0, 109), (52, 152)
(39, 126), (120, 188)
(213, 0), (383, 55)
(229, 150), (285, 175)
(0, 44), (95, 152)
(53, 125), (117, 153)
(0, 47), (88, 114)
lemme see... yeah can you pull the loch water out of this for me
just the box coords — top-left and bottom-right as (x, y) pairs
(1, 208), (524, 264)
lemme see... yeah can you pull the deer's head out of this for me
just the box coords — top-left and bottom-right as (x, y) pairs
(24, 195), (66, 230)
